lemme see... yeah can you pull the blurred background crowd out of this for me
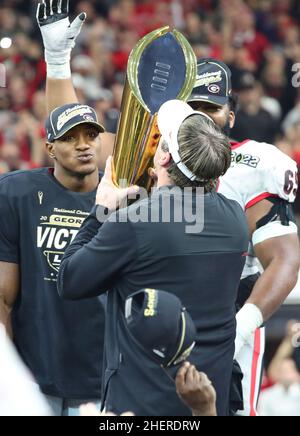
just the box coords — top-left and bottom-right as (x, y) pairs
(1, 0), (300, 415)
(2, 0), (300, 175)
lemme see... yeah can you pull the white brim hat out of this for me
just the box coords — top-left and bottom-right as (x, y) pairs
(157, 100), (214, 181)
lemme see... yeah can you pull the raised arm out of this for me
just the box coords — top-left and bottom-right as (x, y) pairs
(37, 0), (86, 112)
(36, 0), (116, 168)
(45, 78), (79, 114)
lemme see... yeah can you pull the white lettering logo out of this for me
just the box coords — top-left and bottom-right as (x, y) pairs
(57, 106), (94, 131)
(38, 191), (44, 205)
(37, 226), (78, 249)
(292, 63), (300, 88)
(208, 84), (220, 94)
(195, 70), (222, 87)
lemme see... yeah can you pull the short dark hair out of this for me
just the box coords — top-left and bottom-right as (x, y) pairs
(162, 114), (231, 192)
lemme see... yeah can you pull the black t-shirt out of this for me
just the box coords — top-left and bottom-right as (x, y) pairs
(0, 168), (105, 399)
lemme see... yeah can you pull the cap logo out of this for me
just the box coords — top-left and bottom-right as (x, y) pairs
(83, 115), (95, 122)
(208, 84), (220, 94)
(195, 70), (222, 88)
(57, 105), (94, 131)
(144, 288), (157, 317)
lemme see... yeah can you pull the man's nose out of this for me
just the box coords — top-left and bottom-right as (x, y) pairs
(76, 135), (90, 149)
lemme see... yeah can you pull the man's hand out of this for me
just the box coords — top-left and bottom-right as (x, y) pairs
(96, 156), (139, 211)
(175, 362), (217, 416)
(37, 0), (86, 66)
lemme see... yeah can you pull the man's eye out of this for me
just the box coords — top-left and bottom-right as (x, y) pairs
(88, 131), (98, 139)
(206, 107), (219, 112)
(64, 136), (74, 142)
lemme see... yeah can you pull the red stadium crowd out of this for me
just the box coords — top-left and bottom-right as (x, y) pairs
(1, 0), (300, 207)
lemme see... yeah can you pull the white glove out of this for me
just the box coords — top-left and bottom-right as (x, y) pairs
(234, 303), (263, 360)
(36, 0), (86, 77)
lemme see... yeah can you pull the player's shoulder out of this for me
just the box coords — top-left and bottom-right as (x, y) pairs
(0, 167), (49, 182)
(232, 139), (297, 169)
(230, 139), (298, 204)
(214, 192), (248, 242)
(0, 168), (50, 194)
(215, 191), (245, 217)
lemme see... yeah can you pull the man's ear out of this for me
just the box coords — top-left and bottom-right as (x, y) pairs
(229, 111), (235, 129)
(46, 142), (55, 159)
(158, 151), (171, 168)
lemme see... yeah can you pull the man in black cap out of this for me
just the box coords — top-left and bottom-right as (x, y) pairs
(0, 103), (111, 415)
(188, 58), (300, 416)
(230, 71), (277, 144)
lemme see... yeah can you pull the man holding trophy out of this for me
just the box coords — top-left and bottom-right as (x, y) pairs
(57, 98), (248, 416)
(35, 0), (249, 416)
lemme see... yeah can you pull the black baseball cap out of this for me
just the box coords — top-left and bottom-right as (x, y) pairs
(45, 103), (105, 143)
(125, 288), (196, 367)
(188, 58), (232, 107)
(233, 71), (256, 91)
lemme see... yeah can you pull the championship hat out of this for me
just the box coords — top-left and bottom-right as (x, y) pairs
(188, 58), (232, 107)
(45, 103), (105, 143)
(125, 288), (196, 367)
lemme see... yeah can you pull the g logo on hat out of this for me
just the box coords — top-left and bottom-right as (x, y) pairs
(208, 84), (220, 94)
(83, 115), (95, 122)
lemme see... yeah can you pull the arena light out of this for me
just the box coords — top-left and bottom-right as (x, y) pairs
(0, 37), (12, 49)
